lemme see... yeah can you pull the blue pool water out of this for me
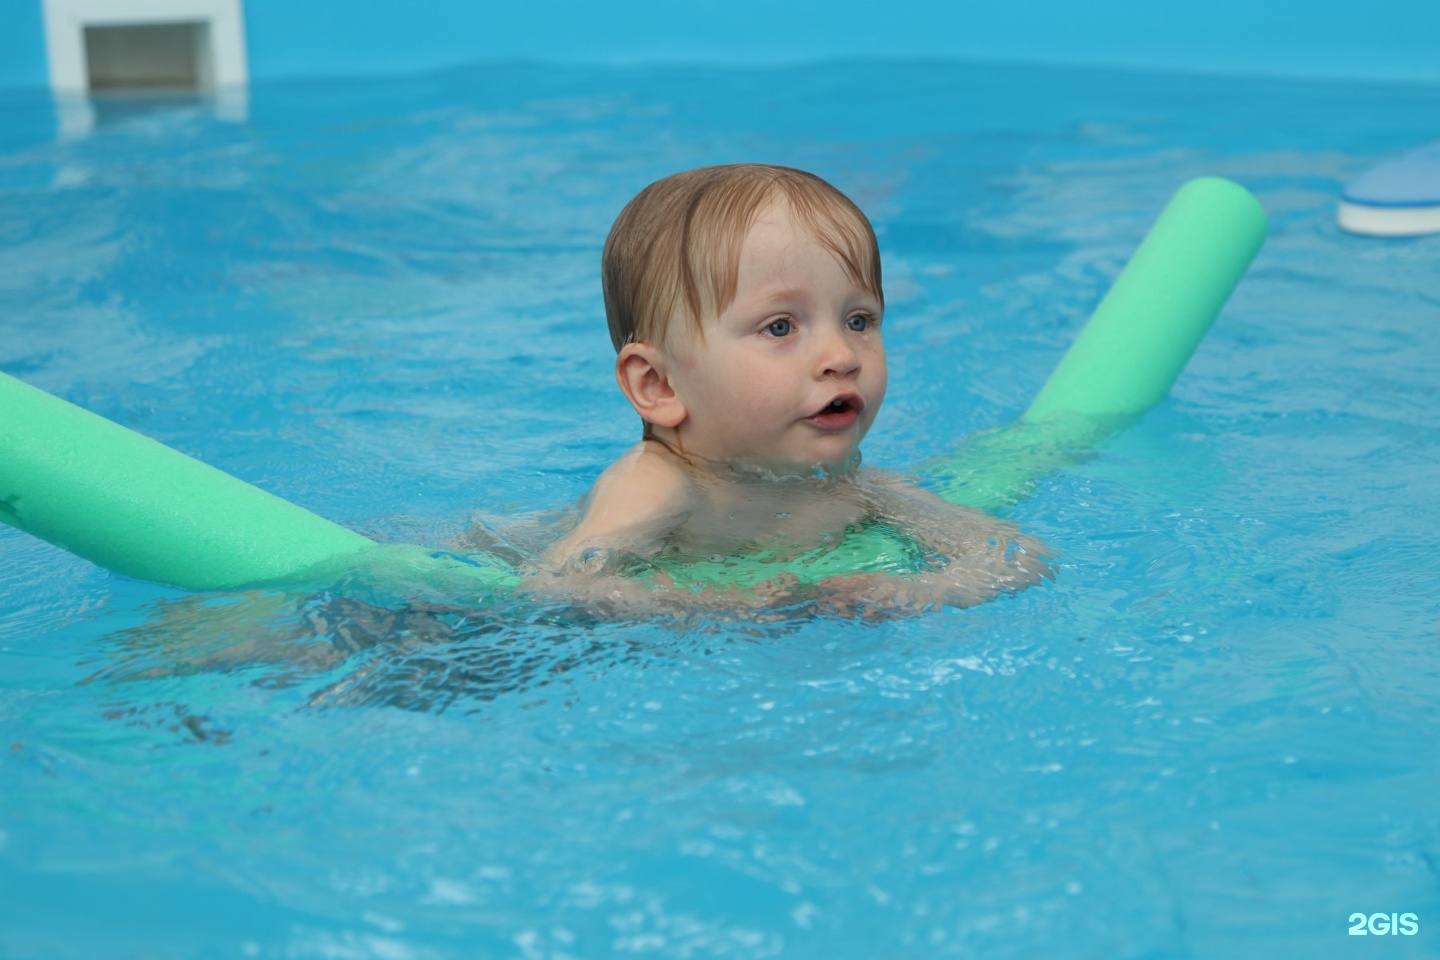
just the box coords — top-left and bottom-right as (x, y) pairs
(2, 61), (1439, 957)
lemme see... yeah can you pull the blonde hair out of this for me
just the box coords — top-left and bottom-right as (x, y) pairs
(602, 164), (883, 353)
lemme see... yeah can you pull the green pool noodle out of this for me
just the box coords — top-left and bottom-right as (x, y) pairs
(0, 372), (519, 593)
(0, 176), (1264, 592)
(925, 176), (1268, 510)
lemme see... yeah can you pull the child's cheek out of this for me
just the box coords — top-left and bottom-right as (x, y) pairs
(676, 351), (700, 371)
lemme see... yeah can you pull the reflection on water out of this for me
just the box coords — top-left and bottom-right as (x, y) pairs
(82, 589), (638, 715)
(53, 88), (248, 139)
(81, 570), (836, 717)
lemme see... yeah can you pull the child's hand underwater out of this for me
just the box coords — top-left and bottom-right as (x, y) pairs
(812, 537), (1054, 621)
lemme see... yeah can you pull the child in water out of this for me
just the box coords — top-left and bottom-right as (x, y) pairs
(527, 163), (1048, 618)
(101, 163), (1051, 690)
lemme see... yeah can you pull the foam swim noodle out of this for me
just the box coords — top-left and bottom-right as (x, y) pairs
(927, 177), (1268, 510)
(0, 373), (376, 589)
(0, 373), (518, 593)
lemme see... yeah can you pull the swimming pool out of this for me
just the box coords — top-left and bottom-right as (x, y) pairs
(2, 59), (1438, 957)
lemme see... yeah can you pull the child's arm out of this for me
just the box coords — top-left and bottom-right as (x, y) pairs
(526, 457), (1048, 621)
(881, 475), (1051, 576)
(817, 475), (1052, 614)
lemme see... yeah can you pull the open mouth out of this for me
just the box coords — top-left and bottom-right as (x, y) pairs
(808, 394), (863, 429)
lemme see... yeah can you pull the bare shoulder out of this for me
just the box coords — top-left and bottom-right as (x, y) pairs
(588, 440), (694, 519)
(541, 441), (696, 569)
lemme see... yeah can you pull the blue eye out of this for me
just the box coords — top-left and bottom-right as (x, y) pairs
(846, 313), (875, 332)
(766, 317), (793, 337)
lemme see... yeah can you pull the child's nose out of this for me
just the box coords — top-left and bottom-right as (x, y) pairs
(815, 326), (862, 378)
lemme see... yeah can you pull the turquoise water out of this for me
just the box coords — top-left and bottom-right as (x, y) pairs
(2, 61), (1439, 957)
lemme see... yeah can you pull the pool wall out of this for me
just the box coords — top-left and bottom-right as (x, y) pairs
(2, 0), (1438, 93)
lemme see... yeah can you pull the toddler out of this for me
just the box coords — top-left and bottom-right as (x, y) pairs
(529, 164), (1048, 618)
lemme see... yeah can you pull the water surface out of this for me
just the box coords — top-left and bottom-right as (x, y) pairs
(2, 60), (1438, 958)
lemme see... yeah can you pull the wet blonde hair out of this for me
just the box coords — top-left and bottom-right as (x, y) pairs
(602, 163), (883, 353)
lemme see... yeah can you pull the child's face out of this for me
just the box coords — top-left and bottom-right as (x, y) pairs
(663, 199), (887, 473)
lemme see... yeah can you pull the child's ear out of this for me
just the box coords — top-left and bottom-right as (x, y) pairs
(616, 343), (686, 429)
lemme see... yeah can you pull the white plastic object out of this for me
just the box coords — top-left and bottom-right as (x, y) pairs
(1339, 140), (1440, 237)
